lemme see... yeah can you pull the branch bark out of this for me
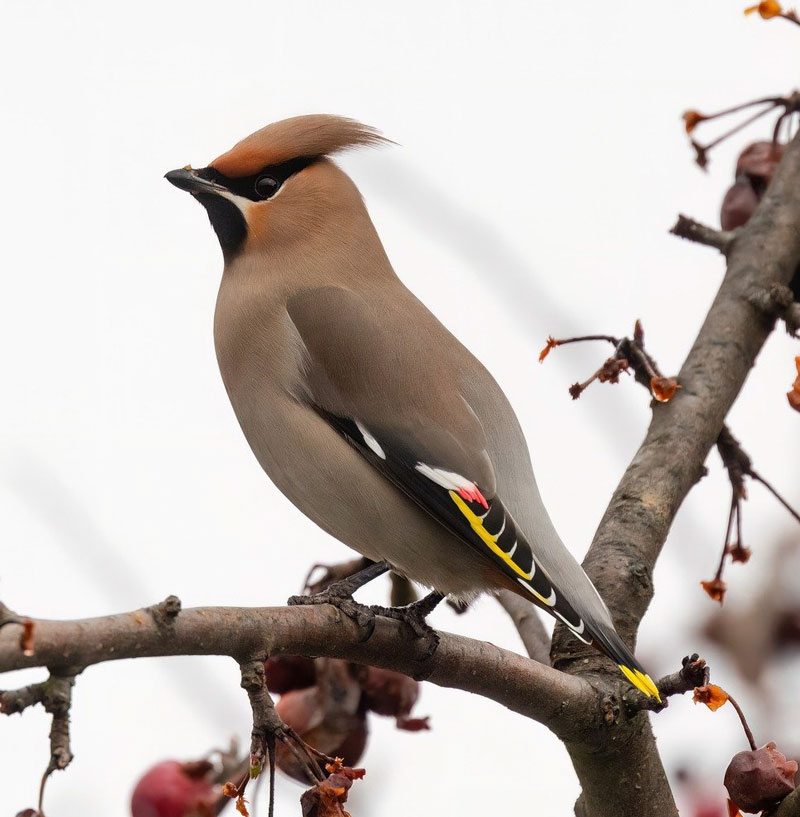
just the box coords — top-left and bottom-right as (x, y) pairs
(552, 130), (800, 816)
(496, 590), (551, 663)
(0, 601), (598, 744)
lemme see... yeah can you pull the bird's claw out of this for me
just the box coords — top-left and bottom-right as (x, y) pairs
(369, 596), (442, 659)
(288, 590), (376, 642)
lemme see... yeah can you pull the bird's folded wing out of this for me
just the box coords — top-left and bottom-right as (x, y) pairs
(286, 286), (589, 639)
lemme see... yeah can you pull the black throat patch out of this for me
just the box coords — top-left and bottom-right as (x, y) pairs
(195, 193), (247, 262)
(194, 156), (317, 261)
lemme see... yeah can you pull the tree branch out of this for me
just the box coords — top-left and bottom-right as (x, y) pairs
(552, 130), (800, 817)
(555, 128), (800, 662)
(0, 601), (599, 744)
(670, 214), (736, 253)
(774, 787), (800, 817)
(496, 590), (551, 664)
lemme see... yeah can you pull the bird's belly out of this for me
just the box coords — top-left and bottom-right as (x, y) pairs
(234, 391), (492, 599)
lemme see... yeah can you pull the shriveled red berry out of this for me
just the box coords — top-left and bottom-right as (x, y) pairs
(275, 680), (368, 783)
(264, 655), (316, 695)
(724, 742), (797, 812)
(720, 179), (759, 231)
(131, 759), (217, 817)
(360, 667), (419, 718)
(734, 141), (784, 182)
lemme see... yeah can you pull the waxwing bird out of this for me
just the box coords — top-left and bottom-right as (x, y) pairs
(166, 114), (659, 700)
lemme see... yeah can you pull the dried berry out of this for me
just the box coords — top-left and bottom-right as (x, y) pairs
(131, 759), (217, 817)
(720, 180), (759, 231)
(735, 141), (784, 181)
(360, 667), (419, 718)
(264, 655), (317, 695)
(275, 660), (367, 783)
(724, 742), (797, 812)
(721, 143), (787, 233)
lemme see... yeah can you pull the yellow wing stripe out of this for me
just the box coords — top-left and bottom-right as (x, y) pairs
(450, 492), (661, 701)
(449, 491), (534, 581)
(619, 665), (661, 701)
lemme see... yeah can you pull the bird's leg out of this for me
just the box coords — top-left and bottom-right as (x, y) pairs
(287, 560), (391, 640)
(369, 590), (445, 659)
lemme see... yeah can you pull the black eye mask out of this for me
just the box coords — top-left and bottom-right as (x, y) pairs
(198, 156), (318, 202)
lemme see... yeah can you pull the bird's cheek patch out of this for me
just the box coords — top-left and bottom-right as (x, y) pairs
(243, 201), (272, 246)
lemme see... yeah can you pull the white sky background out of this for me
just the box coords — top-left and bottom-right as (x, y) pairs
(1, 1), (799, 814)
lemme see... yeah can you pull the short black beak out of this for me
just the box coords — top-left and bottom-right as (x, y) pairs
(164, 168), (223, 195)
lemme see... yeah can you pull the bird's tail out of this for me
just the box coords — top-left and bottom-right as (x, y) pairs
(587, 621), (660, 701)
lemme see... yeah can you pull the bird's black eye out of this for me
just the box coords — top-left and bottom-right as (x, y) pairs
(254, 175), (280, 199)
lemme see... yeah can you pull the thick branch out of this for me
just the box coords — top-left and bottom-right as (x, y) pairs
(556, 128), (800, 662)
(0, 602), (598, 744)
(553, 130), (800, 817)
(774, 787), (800, 817)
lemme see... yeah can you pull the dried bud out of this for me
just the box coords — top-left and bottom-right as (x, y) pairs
(650, 376), (681, 403)
(701, 578), (727, 603)
(692, 140), (709, 170)
(721, 179), (760, 231)
(788, 356), (800, 413)
(539, 336), (558, 362)
(727, 542), (752, 564)
(598, 357), (629, 384)
(683, 110), (707, 134)
(300, 763), (366, 817)
(744, 1), (783, 18)
(693, 684), (729, 711)
(724, 742), (797, 812)
(264, 655), (317, 695)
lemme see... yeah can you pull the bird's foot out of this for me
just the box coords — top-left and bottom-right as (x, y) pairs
(288, 587), (377, 641)
(288, 563), (391, 642)
(369, 591), (444, 659)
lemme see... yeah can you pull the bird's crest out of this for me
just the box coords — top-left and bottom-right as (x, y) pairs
(211, 114), (391, 178)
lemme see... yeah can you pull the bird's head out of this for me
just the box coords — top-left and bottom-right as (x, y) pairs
(166, 114), (390, 263)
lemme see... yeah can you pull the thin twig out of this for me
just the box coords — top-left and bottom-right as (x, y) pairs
(751, 471), (800, 524)
(0, 681), (46, 714)
(626, 654), (709, 715)
(39, 672), (78, 815)
(496, 590), (551, 664)
(726, 691), (758, 752)
(670, 214), (736, 253)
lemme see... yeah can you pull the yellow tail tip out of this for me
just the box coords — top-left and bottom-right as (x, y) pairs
(619, 665), (661, 702)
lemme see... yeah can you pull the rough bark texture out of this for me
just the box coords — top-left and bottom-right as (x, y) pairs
(0, 602), (599, 743)
(551, 131), (800, 816)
